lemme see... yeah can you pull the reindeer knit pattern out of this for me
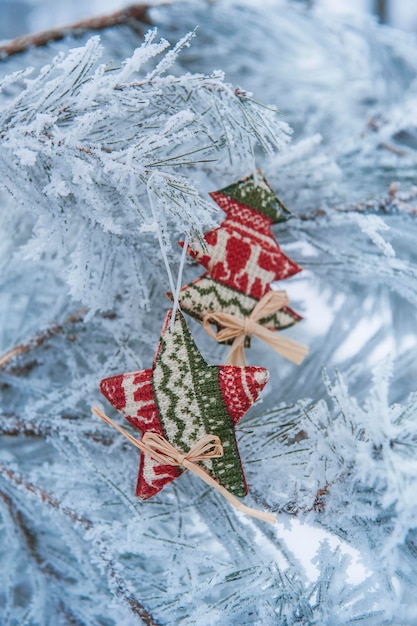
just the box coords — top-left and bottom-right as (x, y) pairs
(183, 220), (301, 299)
(170, 171), (303, 343)
(100, 310), (269, 499)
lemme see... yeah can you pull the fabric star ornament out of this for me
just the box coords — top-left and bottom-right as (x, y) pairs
(99, 309), (269, 500)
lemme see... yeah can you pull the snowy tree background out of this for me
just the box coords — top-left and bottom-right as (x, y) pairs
(1, 0), (417, 624)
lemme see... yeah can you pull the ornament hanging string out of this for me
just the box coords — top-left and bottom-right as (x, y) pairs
(251, 145), (259, 187)
(203, 290), (309, 366)
(171, 229), (189, 331)
(146, 173), (190, 332)
(92, 406), (276, 525)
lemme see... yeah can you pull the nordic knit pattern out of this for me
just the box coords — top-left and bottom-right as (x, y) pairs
(181, 219), (301, 299)
(211, 170), (291, 224)
(168, 171), (303, 345)
(177, 274), (301, 332)
(100, 310), (269, 500)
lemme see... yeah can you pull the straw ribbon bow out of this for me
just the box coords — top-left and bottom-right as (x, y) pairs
(140, 431), (223, 467)
(92, 406), (275, 524)
(203, 290), (309, 367)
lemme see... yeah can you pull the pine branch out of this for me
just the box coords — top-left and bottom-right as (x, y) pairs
(0, 468), (159, 625)
(298, 184), (417, 220)
(0, 309), (87, 371)
(0, 32), (290, 316)
(2, 2), (417, 622)
(0, 464), (91, 529)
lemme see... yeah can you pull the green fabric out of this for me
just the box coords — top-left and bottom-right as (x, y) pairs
(217, 169), (291, 223)
(152, 311), (247, 497)
(171, 276), (300, 339)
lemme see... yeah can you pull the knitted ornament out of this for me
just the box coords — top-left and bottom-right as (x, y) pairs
(210, 171), (291, 224)
(98, 309), (269, 502)
(169, 171), (308, 365)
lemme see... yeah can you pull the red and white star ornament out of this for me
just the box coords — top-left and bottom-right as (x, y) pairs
(98, 309), (270, 504)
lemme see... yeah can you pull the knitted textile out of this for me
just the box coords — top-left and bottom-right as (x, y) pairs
(210, 170), (291, 224)
(177, 274), (301, 333)
(169, 171), (303, 343)
(99, 310), (269, 500)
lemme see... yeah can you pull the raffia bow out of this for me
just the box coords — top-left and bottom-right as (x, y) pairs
(92, 406), (275, 524)
(203, 290), (309, 367)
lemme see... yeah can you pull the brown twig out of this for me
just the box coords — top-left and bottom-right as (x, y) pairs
(0, 412), (115, 446)
(312, 483), (330, 512)
(379, 142), (409, 156)
(57, 602), (87, 626)
(298, 183), (417, 220)
(112, 572), (161, 626)
(0, 4), (154, 58)
(0, 463), (92, 529)
(0, 308), (87, 371)
(0, 412), (48, 438)
(0, 468), (159, 624)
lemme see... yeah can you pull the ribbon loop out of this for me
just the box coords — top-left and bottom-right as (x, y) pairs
(203, 290), (308, 367)
(243, 316), (256, 337)
(142, 431), (223, 466)
(92, 407), (275, 525)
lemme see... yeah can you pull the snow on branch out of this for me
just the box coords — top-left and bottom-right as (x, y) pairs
(0, 30), (291, 316)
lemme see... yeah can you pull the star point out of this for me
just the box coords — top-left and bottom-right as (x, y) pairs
(100, 309), (269, 500)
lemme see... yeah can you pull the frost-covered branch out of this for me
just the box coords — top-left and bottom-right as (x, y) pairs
(0, 30), (290, 318)
(2, 1), (417, 624)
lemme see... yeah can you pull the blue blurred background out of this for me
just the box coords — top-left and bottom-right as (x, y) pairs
(1, 0), (417, 42)
(318, 0), (417, 30)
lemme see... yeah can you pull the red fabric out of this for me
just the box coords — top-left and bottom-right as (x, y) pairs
(218, 366), (269, 425)
(99, 345), (270, 501)
(184, 223), (301, 300)
(100, 369), (182, 500)
(210, 192), (274, 232)
(179, 191), (301, 302)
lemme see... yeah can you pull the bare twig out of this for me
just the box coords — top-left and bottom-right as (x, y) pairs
(298, 184), (417, 220)
(0, 4), (154, 58)
(0, 471), (159, 625)
(0, 308), (87, 371)
(0, 412), (48, 438)
(379, 141), (408, 156)
(0, 463), (92, 529)
(112, 572), (161, 626)
(0, 412), (114, 446)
